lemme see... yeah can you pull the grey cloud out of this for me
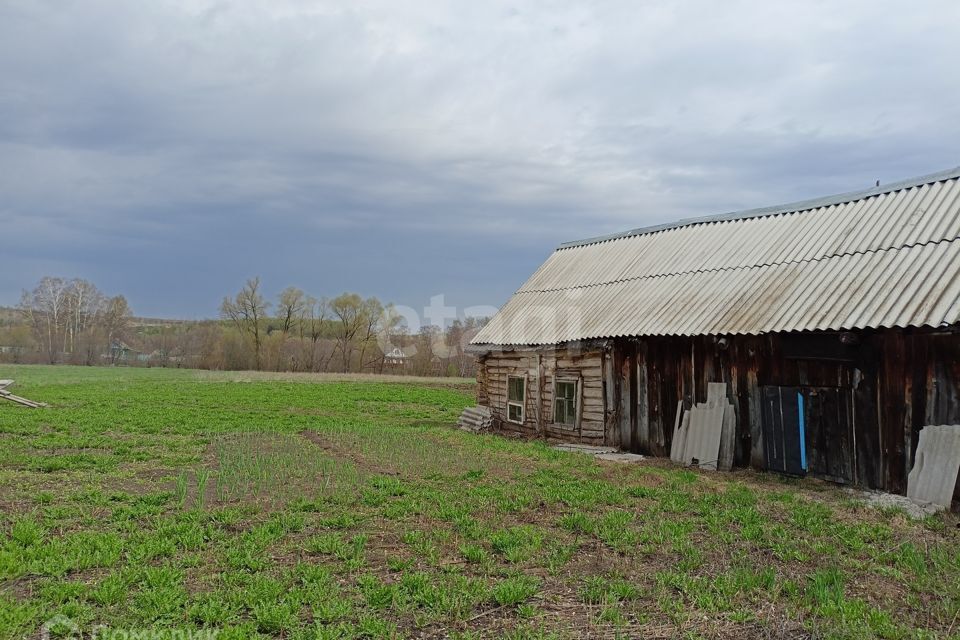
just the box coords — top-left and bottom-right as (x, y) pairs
(1, 0), (958, 317)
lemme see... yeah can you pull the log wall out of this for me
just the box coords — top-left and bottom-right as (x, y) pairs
(476, 343), (609, 445)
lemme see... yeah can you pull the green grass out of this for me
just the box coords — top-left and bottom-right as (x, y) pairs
(0, 364), (958, 639)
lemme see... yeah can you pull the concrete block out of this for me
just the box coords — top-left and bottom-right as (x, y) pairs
(596, 452), (645, 463)
(553, 444), (618, 455)
(848, 488), (944, 519)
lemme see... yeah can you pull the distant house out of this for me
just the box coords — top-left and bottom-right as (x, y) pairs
(108, 341), (141, 364)
(470, 167), (960, 504)
(0, 345), (26, 364)
(383, 346), (417, 369)
(384, 347), (407, 366)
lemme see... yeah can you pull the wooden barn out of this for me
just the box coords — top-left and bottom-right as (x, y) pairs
(469, 167), (960, 503)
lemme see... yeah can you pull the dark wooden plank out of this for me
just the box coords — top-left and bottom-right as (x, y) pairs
(618, 341), (636, 452)
(853, 338), (882, 489)
(879, 330), (908, 493)
(636, 341), (649, 453)
(603, 347), (618, 447)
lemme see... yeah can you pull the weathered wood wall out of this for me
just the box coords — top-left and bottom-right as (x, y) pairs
(475, 327), (960, 503)
(476, 343), (609, 444)
(628, 327), (960, 502)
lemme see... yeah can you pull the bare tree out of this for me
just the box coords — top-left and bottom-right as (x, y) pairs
(372, 304), (405, 373)
(412, 325), (441, 376)
(275, 286), (305, 371)
(20, 277), (71, 363)
(277, 287), (306, 337)
(302, 295), (329, 371)
(101, 296), (132, 364)
(65, 279), (105, 355)
(18, 277), (133, 365)
(330, 293), (363, 372)
(220, 277), (270, 370)
(356, 297), (384, 372)
(443, 318), (484, 377)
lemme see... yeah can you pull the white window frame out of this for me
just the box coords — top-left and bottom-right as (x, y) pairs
(553, 378), (579, 428)
(507, 375), (525, 424)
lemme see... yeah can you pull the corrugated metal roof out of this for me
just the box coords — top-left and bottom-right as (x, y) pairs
(473, 167), (960, 346)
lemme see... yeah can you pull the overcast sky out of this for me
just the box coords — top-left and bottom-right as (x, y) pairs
(2, 1), (959, 319)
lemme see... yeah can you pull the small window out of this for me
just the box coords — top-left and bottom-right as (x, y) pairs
(554, 380), (578, 426)
(507, 376), (525, 423)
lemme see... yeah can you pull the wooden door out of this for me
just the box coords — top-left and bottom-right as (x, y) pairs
(801, 387), (854, 484)
(761, 386), (806, 476)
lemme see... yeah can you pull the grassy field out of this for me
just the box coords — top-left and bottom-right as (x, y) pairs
(0, 365), (957, 640)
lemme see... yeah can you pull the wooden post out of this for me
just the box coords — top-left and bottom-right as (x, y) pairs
(747, 369), (764, 469)
(603, 345), (618, 447)
(619, 342), (636, 451)
(637, 341), (649, 453)
(536, 353), (545, 438)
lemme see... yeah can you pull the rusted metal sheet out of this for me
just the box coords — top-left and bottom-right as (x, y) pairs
(473, 169), (960, 347)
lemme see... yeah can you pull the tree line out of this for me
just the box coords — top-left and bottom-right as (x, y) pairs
(1, 276), (484, 377)
(11, 277), (132, 365)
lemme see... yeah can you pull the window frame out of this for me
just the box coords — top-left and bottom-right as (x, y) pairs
(506, 375), (525, 424)
(553, 378), (580, 428)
